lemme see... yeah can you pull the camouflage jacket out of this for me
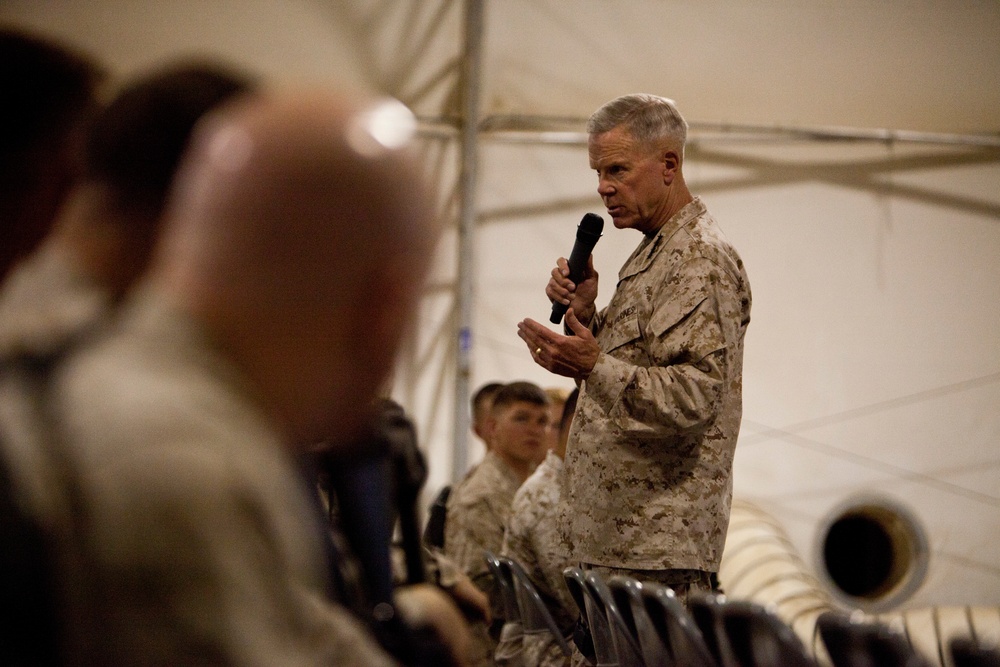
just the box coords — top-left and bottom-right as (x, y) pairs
(561, 197), (752, 571)
(443, 451), (523, 666)
(0, 243), (112, 530)
(444, 450), (522, 591)
(4, 284), (397, 665)
(501, 451), (576, 633)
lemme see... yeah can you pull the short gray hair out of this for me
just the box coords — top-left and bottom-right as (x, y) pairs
(586, 94), (687, 153)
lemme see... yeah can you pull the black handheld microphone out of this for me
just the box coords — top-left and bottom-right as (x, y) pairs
(550, 213), (604, 324)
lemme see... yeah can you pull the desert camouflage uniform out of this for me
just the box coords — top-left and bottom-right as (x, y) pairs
(501, 450), (575, 666)
(502, 451), (575, 621)
(0, 243), (112, 527)
(561, 197), (752, 574)
(445, 450), (523, 590)
(444, 450), (523, 665)
(1, 266), (398, 665)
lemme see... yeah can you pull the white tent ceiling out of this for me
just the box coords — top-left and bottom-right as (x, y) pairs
(3, 0), (999, 611)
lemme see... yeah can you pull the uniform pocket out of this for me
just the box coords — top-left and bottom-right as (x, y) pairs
(602, 312), (641, 354)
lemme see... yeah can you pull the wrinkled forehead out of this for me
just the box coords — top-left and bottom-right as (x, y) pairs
(588, 125), (658, 167)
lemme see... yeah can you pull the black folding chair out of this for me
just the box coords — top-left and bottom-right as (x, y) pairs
(503, 556), (573, 659)
(817, 610), (932, 667)
(689, 591), (739, 667)
(951, 637), (1000, 667)
(584, 570), (646, 666)
(608, 576), (719, 667)
(421, 484), (450, 549)
(719, 599), (817, 667)
(565, 567), (619, 666)
(485, 550), (521, 624)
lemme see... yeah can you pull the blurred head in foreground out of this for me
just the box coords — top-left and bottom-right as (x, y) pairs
(57, 59), (256, 299)
(0, 27), (103, 279)
(151, 89), (439, 446)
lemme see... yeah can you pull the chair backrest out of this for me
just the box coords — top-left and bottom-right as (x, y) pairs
(689, 592), (738, 667)
(720, 599), (817, 667)
(584, 570), (646, 667)
(484, 551), (520, 623)
(421, 484), (450, 549)
(634, 580), (720, 667)
(607, 576), (675, 667)
(950, 637), (1000, 667)
(564, 567), (618, 666)
(607, 577), (642, 645)
(502, 556), (572, 657)
(817, 610), (932, 667)
(564, 566), (589, 621)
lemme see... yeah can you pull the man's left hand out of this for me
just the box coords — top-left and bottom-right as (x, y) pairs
(517, 308), (600, 380)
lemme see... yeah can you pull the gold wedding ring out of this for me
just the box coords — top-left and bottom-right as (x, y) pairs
(535, 347), (542, 355)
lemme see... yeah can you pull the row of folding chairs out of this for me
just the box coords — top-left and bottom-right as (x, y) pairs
(488, 554), (1000, 667)
(486, 552), (575, 661)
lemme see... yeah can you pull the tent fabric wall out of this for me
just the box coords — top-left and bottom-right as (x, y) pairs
(2, 0), (998, 611)
(467, 131), (1000, 609)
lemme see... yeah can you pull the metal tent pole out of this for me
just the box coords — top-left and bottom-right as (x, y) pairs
(451, 0), (484, 483)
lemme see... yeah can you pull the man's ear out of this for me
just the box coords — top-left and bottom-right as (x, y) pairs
(662, 150), (680, 185)
(483, 413), (498, 442)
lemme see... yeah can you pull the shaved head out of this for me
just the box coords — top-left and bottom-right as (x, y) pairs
(151, 89), (439, 445)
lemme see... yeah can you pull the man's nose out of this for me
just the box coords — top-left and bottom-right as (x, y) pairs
(597, 179), (614, 197)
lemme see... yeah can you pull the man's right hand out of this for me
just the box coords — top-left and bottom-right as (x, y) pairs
(546, 255), (599, 326)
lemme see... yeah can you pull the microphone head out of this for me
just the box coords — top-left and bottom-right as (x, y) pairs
(579, 212), (604, 235)
(551, 212), (604, 324)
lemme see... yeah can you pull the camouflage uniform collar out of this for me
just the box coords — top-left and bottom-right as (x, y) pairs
(483, 449), (526, 489)
(543, 449), (564, 471)
(620, 197), (706, 281)
(655, 196), (706, 244)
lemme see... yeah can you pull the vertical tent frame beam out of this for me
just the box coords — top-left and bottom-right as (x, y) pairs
(451, 0), (484, 482)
